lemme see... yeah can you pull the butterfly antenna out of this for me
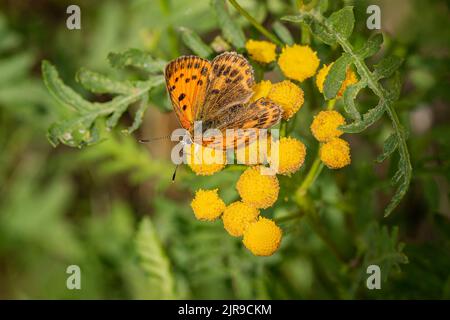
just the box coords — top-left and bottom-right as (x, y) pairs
(139, 135), (171, 143)
(172, 164), (179, 182)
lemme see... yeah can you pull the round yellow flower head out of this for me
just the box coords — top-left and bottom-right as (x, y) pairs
(316, 63), (358, 98)
(245, 39), (277, 64)
(243, 217), (282, 256)
(270, 137), (306, 175)
(222, 201), (260, 237)
(236, 166), (279, 209)
(235, 135), (271, 165)
(319, 138), (351, 169)
(278, 44), (320, 82)
(186, 143), (226, 176)
(267, 80), (304, 120)
(250, 80), (273, 103)
(190, 189), (226, 221)
(310, 110), (346, 142)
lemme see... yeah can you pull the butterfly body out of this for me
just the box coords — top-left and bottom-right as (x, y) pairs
(165, 52), (282, 150)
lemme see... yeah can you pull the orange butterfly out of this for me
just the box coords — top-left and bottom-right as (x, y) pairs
(165, 52), (282, 150)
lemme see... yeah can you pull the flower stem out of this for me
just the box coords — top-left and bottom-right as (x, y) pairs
(228, 0), (283, 47)
(295, 99), (336, 200)
(275, 211), (305, 223)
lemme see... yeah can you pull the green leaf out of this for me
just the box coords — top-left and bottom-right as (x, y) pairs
(363, 224), (408, 282)
(327, 6), (354, 39)
(135, 218), (176, 299)
(323, 53), (351, 100)
(125, 93), (149, 134)
(343, 80), (366, 121)
(43, 60), (163, 148)
(388, 72), (402, 101)
(283, 14), (336, 45)
(373, 56), (403, 80)
(376, 133), (398, 163)
(340, 100), (386, 133)
(356, 33), (383, 58)
(42, 60), (95, 113)
(108, 49), (166, 73)
(76, 68), (135, 95)
(179, 27), (213, 58)
(213, 0), (246, 49)
(272, 21), (294, 45)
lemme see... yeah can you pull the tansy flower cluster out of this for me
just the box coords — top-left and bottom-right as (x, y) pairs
(187, 40), (355, 257)
(310, 110), (351, 169)
(245, 40), (320, 83)
(189, 134), (307, 256)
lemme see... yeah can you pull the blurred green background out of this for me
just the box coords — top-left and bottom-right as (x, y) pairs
(0, 0), (449, 299)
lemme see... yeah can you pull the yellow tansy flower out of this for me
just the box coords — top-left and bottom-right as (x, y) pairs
(235, 135), (271, 165)
(186, 143), (226, 176)
(250, 80), (273, 103)
(319, 138), (351, 169)
(243, 217), (282, 256)
(310, 110), (346, 142)
(222, 201), (260, 237)
(267, 80), (304, 120)
(236, 166), (279, 209)
(316, 63), (358, 98)
(270, 137), (306, 175)
(245, 39), (277, 64)
(278, 44), (320, 82)
(190, 189), (226, 221)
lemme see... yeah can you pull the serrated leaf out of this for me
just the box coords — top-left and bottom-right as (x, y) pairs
(376, 133), (398, 163)
(357, 33), (383, 58)
(272, 21), (294, 45)
(126, 93), (149, 134)
(327, 6), (354, 39)
(108, 49), (166, 73)
(76, 68), (135, 95)
(42, 60), (95, 113)
(373, 56), (403, 80)
(340, 100), (386, 133)
(388, 71), (402, 101)
(179, 27), (213, 58)
(282, 14), (335, 45)
(324, 53), (351, 99)
(44, 60), (163, 148)
(213, 0), (246, 49)
(363, 224), (408, 282)
(135, 218), (175, 299)
(343, 80), (366, 120)
(385, 171), (410, 217)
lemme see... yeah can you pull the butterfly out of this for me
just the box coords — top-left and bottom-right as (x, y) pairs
(164, 52), (282, 150)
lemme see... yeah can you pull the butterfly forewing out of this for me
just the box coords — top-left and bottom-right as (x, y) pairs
(165, 56), (211, 130)
(199, 52), (255, 121)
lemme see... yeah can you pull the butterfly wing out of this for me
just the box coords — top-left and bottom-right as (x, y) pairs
(202, 98), (282, 150)
(165, 56), (211, 130)
(198, 52), (255, 121)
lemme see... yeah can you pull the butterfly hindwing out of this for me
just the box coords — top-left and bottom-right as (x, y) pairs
(199, 52), (255, 121)
(165, 56), (211, 130)
(203, 98), (282, 150)
(217, 98), (282, 130)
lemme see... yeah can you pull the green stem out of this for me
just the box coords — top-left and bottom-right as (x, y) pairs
(308, 10), (412, 216)
(228, 0), (283, 46)
(275, 211), (305, 223)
